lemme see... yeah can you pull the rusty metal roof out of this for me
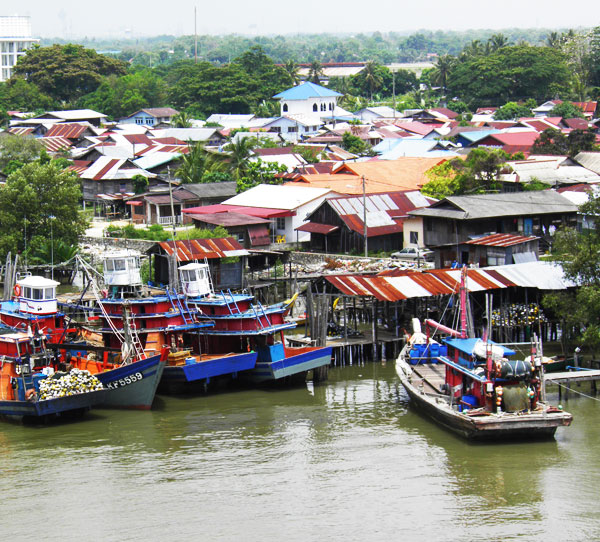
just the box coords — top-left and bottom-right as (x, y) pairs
(465, 233), (538, 247)
(158, 238), (249, 261)
(325, 262), (569, 301)
(296, 222), (340, 234)
(39, 136), (72, 152)
(45, 123), (88, 139)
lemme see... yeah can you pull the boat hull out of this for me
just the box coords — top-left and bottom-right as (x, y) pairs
(94, 354), (165, 410)
(396, 359), (572, 441)
(247, 347), (332, 384)
(0, 389), (108, 418)
(161, 351), (258, 385)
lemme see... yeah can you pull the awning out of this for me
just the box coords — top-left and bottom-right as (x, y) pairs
(248, 225), (270, 246)
(295, 222), (339, 234)
(126, 200), (143, 206)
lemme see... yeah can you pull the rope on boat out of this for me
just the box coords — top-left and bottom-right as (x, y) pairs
(553, 382), (600, 402)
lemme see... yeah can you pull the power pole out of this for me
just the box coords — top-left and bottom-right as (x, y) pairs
(363, 175), (368, 257)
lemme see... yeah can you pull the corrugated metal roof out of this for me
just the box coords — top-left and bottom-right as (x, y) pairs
(295, 222), (339, 234)
(39, 136), (72, 152)
(273, 82), (342, 100)
(465, 233), (538, 247)
(158, 238), (249, 261)
(8, 127), (35, 136)
(325, 262), (570, 301)
(45, 123), (88, 139)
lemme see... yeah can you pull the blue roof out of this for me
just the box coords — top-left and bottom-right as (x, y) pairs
(457, 130), (500, 144)
(443, 337), (516, 357)
(273, 82), (342, 101)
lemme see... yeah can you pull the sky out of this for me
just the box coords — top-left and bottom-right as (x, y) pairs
(8, 1), (600, 38)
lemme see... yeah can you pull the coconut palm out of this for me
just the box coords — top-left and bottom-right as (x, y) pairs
(489, 33), (509, 51)
(307, 60), (324, 84)
(363, 61), (383, 102)
(283, 60), (300, 85)
(172, 111), (193, 128)
(176, 141), (226, 184)
(225, 136), (255, 180)
(546, 31), (561, 47)
(430, 55), (456, 93)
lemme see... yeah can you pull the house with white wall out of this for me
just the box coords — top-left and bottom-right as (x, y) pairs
(273, 82), (342, 117)
(0, 16), (38, 82)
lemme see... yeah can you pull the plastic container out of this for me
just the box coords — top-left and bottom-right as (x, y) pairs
(460, 394), (478, 412)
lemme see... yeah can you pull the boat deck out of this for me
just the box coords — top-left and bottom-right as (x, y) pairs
(411, 363), (445, 394)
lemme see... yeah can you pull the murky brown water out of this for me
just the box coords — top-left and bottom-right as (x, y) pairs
(0, 360), (598, 541)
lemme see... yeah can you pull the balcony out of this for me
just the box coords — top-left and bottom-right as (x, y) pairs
(157, 215), (181, 225)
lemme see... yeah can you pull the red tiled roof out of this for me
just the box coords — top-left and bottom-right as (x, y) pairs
(572, 101), (597, 114)
(563, 118), (589, 130)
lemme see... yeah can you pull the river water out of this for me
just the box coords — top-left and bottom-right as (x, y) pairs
(0, 360), (598, 542)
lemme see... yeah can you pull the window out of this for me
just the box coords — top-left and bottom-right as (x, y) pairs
(105, 260), (114, 272)
(271, 126), (281, 133)
(305, 126), (310, 132)
(45, 288), (54, 300)
(23, 287), (31, 299)
(288, 126), (297, 133)
(487, 249), (505, 266)
(320, 103), (326, 111)
(283, 103), (288, 112)
(410, 231), (419, 244)
(135, 117), (144, 125)
(32, 288), (43, 300)
(313, 103), (318, 112)
(329, 103), (333, 111)
(276, 217), (286, 230)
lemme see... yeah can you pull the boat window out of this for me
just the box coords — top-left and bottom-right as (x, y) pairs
(113, 259), (126, 271)
(45, 288), (55, 299)
(23, 287), (31, 298)
(32, 288), (43, 300)
(105, 260), (114, 271)
(181, 270), (190, 281)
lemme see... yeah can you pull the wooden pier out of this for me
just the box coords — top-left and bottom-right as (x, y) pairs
(544, 369), (600, 400)
(286, 330), (403, 366)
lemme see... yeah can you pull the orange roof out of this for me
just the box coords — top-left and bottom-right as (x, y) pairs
(284, 175), (407, 195)
(331, 158), (448, 191)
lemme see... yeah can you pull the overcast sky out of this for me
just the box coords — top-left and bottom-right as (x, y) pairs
(9, 1), (600, 38)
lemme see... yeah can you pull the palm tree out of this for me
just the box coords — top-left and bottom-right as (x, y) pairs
(363, 61), (383, 102)
(460, 40), (484, 60)
(307, 60), (324, 84)
(489, 33), (509, 51)
(283, 60), (300, 85)
(172, 111), (192, 128)
(430, 55), (456, 93)
(176, 141), (226, 184)
(546, 31), (561, 47)
(225, 137), (254, 180)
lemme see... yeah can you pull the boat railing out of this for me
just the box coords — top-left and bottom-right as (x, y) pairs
(227, 289), (242, 314)
(251, 304), (266, 332)
(166, 288), (190, 325)
(255, 300), (273, 328)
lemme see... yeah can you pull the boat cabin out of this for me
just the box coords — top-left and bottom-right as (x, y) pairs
(103, 251), (142, 296)
(179, 263), (213, 298)
(16, 276), (59, 315)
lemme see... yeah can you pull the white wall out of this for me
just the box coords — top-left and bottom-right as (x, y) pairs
(402, 217), (426, 248)
(281, 96), (338, 117)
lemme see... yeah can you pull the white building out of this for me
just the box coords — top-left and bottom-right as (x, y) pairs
(273, 82), (342, 118)
(0, 16), (38, 82)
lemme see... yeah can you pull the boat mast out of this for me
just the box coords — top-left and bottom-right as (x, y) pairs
(459, 266), (468, 339)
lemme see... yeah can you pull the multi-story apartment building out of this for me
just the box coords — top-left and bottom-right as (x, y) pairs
(0, 16), (39, 82)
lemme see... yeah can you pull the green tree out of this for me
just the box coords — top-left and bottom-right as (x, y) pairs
(225, 137), (254, 180)
(489, 33), (510, 51)
(341, 131), (368, 155)
(14, 44), (127, 104)
(236, 160), (287, 193)
(429, 55), (456, 92)
(494, 101), (533, 120)
(447, 45), (570, 107)
(544, 194), (600, 352)
(362, 61), (383, 101)
(307, 60), (324, 84)
(132, 174), (149, 194)
(0, 77), (55, 111)
(550, 102), (585, 119)
(531, 128), (596, 157)
(0, 162), (87, 259)
(421, 160), (462, 199)
(175, 141), (226, 184)
(0, 135), (44, 172)
(283, 60), (300, 86)
(172, 111), (193, 127)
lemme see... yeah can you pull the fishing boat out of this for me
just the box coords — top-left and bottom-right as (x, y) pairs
(0, 326), (107, 419)
(180, 262), (332, 385)
(395, 267), (572, 440)
(2, 271), (166, 410)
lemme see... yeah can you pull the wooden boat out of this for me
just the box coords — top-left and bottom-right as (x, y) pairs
(395, 268), (572, 441)
(0, 327), (107, 419)
(2, 270), (166, 410)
